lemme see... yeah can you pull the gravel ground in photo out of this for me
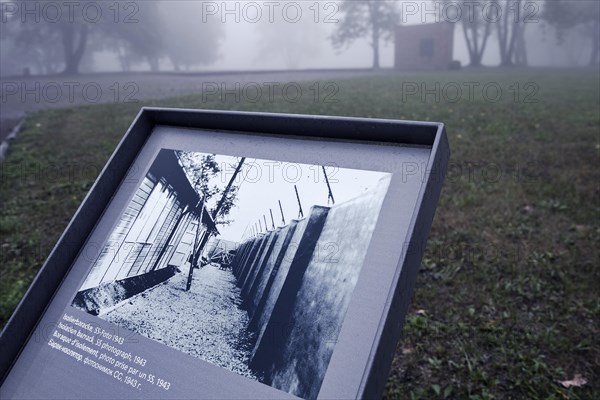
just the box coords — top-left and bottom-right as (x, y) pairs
(102, 264), (258, 379)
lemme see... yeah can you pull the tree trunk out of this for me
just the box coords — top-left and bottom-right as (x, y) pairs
(186, 158), (246, 291)
(472, 23), (481, 66)
(514, 25), (528, 66)
(462, 23), (477, 67)
(118, 45), (131, 72)
(186, 199), (206, 291)
(464, 23), (488, 67)
(497, 0), (522, 67)
(589, 20), (600, 66)
(590, 43), (599, 66)
(371, 2), (380, 69)
(61, 24), (88, 75)
(148, 56), (160, 72)
(477, 23), (491, 67)
(372, 37), (380, 69)
(502, 23), (520, 67)
(497, 20), (507, 65)
(212, 157), (246, 219)
(172, 58), (181, 72)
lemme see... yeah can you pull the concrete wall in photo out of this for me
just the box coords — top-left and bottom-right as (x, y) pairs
(245, 222), (298, 322)
(241, 228), (282, 309)
(236, 234), (266, 288)
(230, 177), (391, 400)
(240, 233), (271, 291)
(267, 176), (391, 399)
(241, 230), (279, 299)
(248, 206), (330, 380)
(233, 241), (252, 277)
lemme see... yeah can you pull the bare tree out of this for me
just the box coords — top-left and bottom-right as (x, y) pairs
(450, 0), (492, 67)
(543, 0), (600, 66)
(1, 1), (222, 75)
(5, 0), (94, 74)
(1, 12), (63, 75)
(331, 0), (399, 69)
(494, 0), (529, 66)
(181, 155), (245, 291)
(178, 152), (222, 204)
(513, 24), (528, 66)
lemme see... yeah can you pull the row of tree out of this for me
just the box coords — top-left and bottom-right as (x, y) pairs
(333, 0), (599, 68)
(1, 1), (222, 75)
(1, 0), (598, 75)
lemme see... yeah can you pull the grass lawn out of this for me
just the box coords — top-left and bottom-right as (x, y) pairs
(1, 68), (598, 399)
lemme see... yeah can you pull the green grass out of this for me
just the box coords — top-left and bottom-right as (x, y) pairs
(1, 68), (598, 398)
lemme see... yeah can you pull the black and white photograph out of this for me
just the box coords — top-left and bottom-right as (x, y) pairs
(71, 148), (391, 399)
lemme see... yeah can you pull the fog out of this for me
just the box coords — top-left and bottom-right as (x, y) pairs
(1, 0), (598, 77)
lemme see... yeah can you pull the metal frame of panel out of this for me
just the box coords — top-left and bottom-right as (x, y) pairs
(0, 108), (449, 399)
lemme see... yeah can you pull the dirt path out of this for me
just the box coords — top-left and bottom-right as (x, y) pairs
(0, 69), (392, 140)
(102, 264), (258, 379)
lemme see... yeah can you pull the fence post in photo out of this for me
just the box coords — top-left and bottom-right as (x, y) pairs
(322, 166), (336, 205)
(294, 185), (304, 218)
(278, 200), (286, 225)
(269, 209), (276, 230)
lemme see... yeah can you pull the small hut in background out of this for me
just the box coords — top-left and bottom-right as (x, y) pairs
(395, 21), (455, 70)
